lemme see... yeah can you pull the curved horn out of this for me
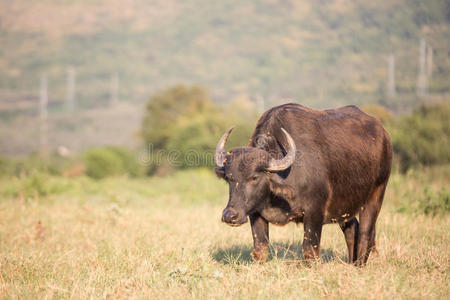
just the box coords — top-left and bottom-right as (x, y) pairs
(215, 126), (235, 167)
(267, 128), (296, 171)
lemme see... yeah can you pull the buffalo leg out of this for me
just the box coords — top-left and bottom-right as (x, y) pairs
(302, 213), (323, 261)
(369, 226), (377, 254)
(339, 217), (359, 263)
(249, 212), (269, 262)
(356, 184), (387, 266)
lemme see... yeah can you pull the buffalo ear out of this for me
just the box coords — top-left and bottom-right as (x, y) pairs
(269, 173), (294, 200)
(215, 167), (226, 179)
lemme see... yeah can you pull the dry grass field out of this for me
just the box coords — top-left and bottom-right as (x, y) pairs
(0, 168), (449, 299)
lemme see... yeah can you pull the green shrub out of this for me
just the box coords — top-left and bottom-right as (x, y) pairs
(84, 148), (123, 179)
(0, 154), (66, 177)
(418, 187), (449, 216)
(21, 173), (53, 197)
(141, 85), (259, 173)
(141, 84), (213, 151)
(398, 185), (449, 217)
(165, 114), (257, 169)
(1, 172), (72, 199)
(83, 147), (142, 179)
(106, 146), (144, 177)
(389, 102), (450, 171)
(0, 156), (14, 177)
(167, 115), (228, 168)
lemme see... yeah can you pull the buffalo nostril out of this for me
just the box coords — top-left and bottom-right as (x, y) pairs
(223, 209), (238, 223)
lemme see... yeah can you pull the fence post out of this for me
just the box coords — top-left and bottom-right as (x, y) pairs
(66, 66), (76, 112)
(426, 45), (433, 79)
(387, 54), (396, 97)
(416, 38), (428, 96)
(39, 74), (49, 158)
(110, 72), (119, 105)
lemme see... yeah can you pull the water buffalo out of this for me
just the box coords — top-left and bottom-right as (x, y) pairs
(214, 103), (392, 265)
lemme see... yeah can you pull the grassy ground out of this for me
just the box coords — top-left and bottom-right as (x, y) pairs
(0, 167), (449, 299)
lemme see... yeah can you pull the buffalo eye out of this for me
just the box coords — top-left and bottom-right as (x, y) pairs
(249, 175), (259, 182)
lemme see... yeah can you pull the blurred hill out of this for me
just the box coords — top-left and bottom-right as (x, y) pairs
(0, 103), (142, 156)
(1, 0), (449, 107)
(0, 0), (449, 155)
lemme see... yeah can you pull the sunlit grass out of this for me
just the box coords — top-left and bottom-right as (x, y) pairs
(0, 167), (449, 298)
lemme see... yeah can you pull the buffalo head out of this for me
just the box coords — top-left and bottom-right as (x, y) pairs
(214, 126), (296, 226)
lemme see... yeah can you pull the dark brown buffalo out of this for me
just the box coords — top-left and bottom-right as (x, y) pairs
(214, 103), (392, 265)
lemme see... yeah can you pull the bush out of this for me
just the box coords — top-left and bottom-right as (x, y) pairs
(141, 85), (259, 174)
(19, 172), (66, 197)
(389, 102), (450, 171)
(106, 147), (143, 177)
(83, 147), (142, 179)
(1, 172), (73, 199)
(141, 84), (213, 151)
(167, 115), (228, 168)
(0, 154), (67, 178)
(0, 156), (14, 177)
(418, 187), (449, 216)
(398, 185), (449, 217)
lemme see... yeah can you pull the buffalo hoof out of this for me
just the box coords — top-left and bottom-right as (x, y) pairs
(371, 245), (378, 255)
(251, 247), (269, 262)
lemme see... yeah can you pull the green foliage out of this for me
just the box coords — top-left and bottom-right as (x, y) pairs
(141, 84), (213, 151)
(141, 85), (258, 173)
(84, 148), (122, 179)
(397, 185), (449, 217)
(106, 146), (143, 177)
(0, 156), (14, 177)
(83, 146), (142, 179)
(17, 173), (71, 198)
(0, 145), (141, 181)
(0, 154), (67, 178)
(0, 168), (228, 206)
(1, 172), (72, 199)
(389, 102), (450, 171)
(167, 115), (227, 168)
(388, 165), (449, 217)
(21, 173), (50, 197)
(418, 187), (449, 216)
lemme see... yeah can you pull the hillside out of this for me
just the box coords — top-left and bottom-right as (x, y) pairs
(0, 103), (143, 156)
(0, 0), (449, 156)
(1, 0), (449, 110)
